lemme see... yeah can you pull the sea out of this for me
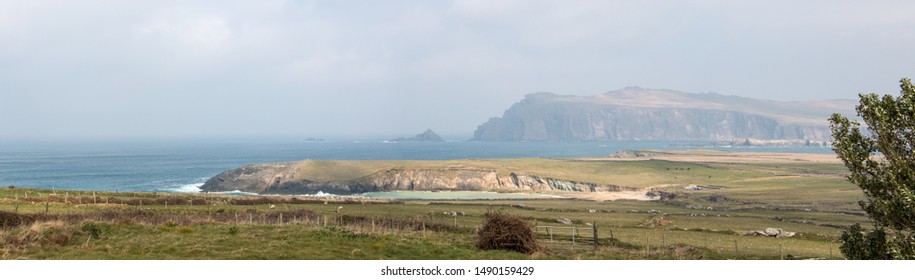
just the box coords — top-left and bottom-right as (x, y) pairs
(0, 139), (834, 194)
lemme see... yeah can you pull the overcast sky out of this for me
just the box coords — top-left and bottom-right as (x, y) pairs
(1, 0), (913, 140)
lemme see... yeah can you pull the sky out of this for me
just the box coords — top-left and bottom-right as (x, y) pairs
(1, 0), (913, 140)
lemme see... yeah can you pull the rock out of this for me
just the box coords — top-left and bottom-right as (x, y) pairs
(750, 228), (796, 238)
(611, 150), (668, 158)
(556, 217), (572, 225)
(388, 129), (445, 142)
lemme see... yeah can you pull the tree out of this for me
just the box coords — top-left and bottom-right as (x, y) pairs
(829, 77), (915, 259)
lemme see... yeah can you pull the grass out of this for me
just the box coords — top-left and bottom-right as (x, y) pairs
(0, 151), (872, 260)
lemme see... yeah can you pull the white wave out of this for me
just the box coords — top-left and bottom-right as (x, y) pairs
(172, 182), (204, 193)
(313, 191), (335, 197)
(210, 190), (258, 195)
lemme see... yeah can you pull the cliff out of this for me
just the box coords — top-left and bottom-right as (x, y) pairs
(472, 87), (855, 141)
(201, 159), (625, 195)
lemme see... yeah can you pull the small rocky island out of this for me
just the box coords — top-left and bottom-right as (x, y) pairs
(387, 129), (445, 142)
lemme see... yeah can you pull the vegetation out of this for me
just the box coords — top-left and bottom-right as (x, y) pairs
(0, 151), (870, 259)
(476, 211), (540, 254)
(829, 78), (915, 259)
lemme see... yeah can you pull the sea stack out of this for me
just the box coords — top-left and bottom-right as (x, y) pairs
(388, 129), (445, 142)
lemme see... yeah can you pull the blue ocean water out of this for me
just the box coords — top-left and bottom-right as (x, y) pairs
(0, 139), (834, 193)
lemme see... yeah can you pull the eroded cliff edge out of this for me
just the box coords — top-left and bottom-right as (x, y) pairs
(200, 160), (625, 195)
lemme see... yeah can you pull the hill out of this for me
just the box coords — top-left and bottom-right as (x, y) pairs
(472, 87), (856, 141)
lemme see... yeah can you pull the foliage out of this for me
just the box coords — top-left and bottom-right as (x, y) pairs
(829, 77), (915, 259)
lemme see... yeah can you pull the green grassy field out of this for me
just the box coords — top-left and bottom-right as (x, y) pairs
(0, 151), (869, 260)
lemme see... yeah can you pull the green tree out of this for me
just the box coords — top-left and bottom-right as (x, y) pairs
(829, 78), (915, 259)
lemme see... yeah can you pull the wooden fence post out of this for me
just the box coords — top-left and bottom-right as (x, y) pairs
(779, 242), (784, 260)
(45, 195), (49, 215)
(593, 222), (598, 249)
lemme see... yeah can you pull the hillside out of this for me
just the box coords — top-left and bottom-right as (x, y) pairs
(200, 150), (846, 196)
(472, 87), (856, 141)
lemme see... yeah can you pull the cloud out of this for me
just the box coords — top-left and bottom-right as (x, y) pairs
(0, 0), (913, 139)
(136, 15), (233, 52)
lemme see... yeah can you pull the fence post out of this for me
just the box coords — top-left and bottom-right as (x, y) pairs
(646, 234), (650, 255)
(779, 242), (784, 260)
(548, 227), (553, 244)
(734, 240), (739, 255)
(593, 222), (598, 249)
(572, 227), (577, 249)
(45, 195), (49, 215)
(608, 228), (614, 249)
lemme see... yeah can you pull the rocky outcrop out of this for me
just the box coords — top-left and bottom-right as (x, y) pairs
(201, 164), (624, 195)
(472, 88), (854, 141)
(388, 129), (445, 142)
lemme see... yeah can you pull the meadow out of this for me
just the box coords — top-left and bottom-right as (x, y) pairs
(0, 151), (869, 260)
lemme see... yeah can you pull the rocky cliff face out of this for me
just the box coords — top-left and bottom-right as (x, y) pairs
(472, 88), (853, 141)
(201, 163), (623, 195)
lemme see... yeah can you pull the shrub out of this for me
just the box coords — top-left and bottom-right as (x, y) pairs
(476, 211), (540, 254)
(0, 211), (33, 228)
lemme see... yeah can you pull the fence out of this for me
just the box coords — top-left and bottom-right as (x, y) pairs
(534, 224), (598, 250)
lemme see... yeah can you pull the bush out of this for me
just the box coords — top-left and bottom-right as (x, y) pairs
(476, 211), (540, 254)
(0, 211), (33, 228)
(80, 222), (111, 239)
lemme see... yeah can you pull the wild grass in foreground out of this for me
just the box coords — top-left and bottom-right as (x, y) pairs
(0, 187), (863, 260)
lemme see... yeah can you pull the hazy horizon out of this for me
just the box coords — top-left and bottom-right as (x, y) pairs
(2, 1), (913, 140)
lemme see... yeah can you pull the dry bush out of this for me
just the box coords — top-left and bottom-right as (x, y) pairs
(2, 220), (75, 251)
(476, 211), (540, 254)
(0, 211), (35, 228)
